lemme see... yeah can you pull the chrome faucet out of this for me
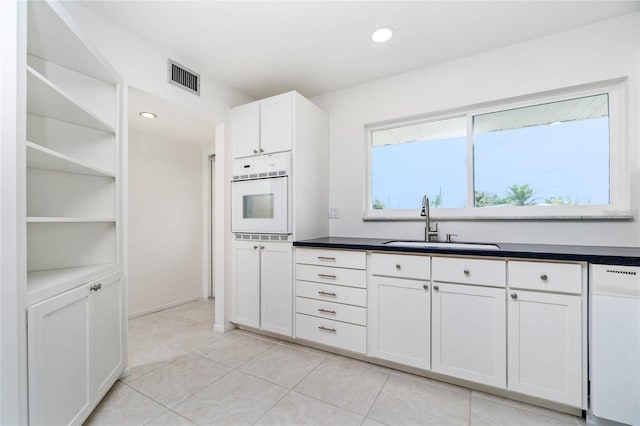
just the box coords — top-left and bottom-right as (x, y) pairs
(421, 195), (439, 241)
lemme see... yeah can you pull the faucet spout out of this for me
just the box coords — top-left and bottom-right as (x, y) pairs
(421, 195), (438, 242)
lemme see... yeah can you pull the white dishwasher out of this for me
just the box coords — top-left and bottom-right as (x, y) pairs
(589, 264), (640, 426)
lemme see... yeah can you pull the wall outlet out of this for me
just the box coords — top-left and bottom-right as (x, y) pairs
(328, 207), (339, 219)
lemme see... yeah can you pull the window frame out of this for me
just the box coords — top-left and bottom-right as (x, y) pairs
(364, 80), (628, 221)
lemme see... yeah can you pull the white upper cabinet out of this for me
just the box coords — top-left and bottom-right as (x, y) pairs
(231, 101), (261, 158)
(260, 93), (293, 155)
(231, 93), (293, 158)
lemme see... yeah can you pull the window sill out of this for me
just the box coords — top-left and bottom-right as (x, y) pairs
(363, 207), (636, 221)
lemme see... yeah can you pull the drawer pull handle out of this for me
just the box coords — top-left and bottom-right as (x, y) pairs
(90, 283), (102, 292)
(395, 264), (401, 270)
(317, 256), (336, 261)
(463, 269), (470, 276)
(540, 274), (548, 281)
(423, 284), (429, 290)
(318, 274), (337, 279)
(433, 285), (439, 291)
(318, 326), (337, 333)
(318, 308), (337, 314)
(511, 293), (518, 299)
(318, 291), (337, 297)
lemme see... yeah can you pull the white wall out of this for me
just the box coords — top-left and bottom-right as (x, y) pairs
(128, 129), (204, 317)
(312, 13), (640, 247)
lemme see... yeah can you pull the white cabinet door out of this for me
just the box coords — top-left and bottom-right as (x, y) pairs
(28, 284), (92, 426)
(368, 276), (430, 369)
(90, 273), (124, 400)
(232, 242), (261, 328)
(260, 243), (293, 336)
(260, 93), (292, 155)
(432, 283), (506, 388)
(508, 290), (582, 406)
(231, 101), (260, 158)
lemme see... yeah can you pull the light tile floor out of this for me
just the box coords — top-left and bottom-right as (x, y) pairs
(85, 298), (586, 426)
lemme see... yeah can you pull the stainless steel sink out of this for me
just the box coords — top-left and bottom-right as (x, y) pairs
(384, 241), (500, 250)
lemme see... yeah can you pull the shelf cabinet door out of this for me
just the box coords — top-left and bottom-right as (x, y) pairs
(260, 243), (293, 336)
(232, 242), (261, 328)
(231, 101), (260, 158)
(507, 290), (582, 406)
(368, 276), (430, 369)
(28, 284), (92, 426)
(90, 273), (124, 400)
(432, 283), (506, 388)
(260, 93), (292, 155)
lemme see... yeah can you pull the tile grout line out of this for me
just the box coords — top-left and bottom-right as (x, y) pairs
(363, 373), (391, 421)
(250, 389), (292, 426)
(284, 356), (372, 419)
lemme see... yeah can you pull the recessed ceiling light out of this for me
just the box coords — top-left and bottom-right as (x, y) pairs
(139, 112), (157, 119)
(372, 27), (394, 43)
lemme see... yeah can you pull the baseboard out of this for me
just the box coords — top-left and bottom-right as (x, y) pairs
(214, 322), (235, 333)
(128, 295), (202, 319)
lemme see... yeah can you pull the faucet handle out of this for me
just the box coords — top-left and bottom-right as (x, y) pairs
(445, 233), (458, 243)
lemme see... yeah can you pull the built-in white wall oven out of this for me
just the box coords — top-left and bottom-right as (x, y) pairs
(231, 152), (291, 235)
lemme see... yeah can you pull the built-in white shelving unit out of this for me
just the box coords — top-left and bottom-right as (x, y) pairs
(22, 2), (127, 423)
(24, 0), (123, 307)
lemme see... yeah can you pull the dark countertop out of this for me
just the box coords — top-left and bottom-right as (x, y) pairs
(293, 237), (640, 266)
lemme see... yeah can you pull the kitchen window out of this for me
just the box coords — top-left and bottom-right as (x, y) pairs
(366, 81), (627, 220)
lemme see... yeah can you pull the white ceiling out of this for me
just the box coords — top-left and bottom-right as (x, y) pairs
(79, 1), (639, 100)
(128, 87), (215, 145)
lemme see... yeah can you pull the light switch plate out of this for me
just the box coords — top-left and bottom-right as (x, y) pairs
(328, 207), (339, 219)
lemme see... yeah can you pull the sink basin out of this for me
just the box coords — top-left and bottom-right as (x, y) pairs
(384, 241), (500, 250)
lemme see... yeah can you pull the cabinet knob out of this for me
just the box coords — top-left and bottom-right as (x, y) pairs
(463, 269), (470, 276)
(433, 285), (439, 291)
(423, 284), (429, 290)
(253, 245), (258, 249)
(253, 149), (258, 154)
(511, 293), (518, 299)
(540, 274), (548, 281)
(260, 245), (265, 249)
(395, 264), (401, 270)
(90, 283), (102, 292)
(259, 148), (264, 153)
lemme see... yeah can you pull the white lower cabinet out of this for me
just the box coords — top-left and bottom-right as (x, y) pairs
(432, 282), (506, 388)
(232, 241), (292, 336)
(368, 275), (431, 369)
(27, 272), (124, 426)
(294, 248), (367, 353)
(507, 289), (582, 406)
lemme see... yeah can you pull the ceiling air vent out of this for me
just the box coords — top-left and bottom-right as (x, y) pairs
(167, 59), (200, 96)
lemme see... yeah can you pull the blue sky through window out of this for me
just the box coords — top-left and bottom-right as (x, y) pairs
(371, 117), (609, 209)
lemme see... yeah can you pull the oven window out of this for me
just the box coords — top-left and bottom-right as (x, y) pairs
(243, 194), (274, 219)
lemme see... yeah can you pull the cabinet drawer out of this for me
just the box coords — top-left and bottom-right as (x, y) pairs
(296, 248), (366, 270)
(432, 257), (506, 287)
(509, 261), (582, 294)
(295, 313), (366, 354)
(370, 253), (430, 280)
(296, 297), (366, 326)
(296, 264), (366, 288)
(296, 280), (366, 307)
